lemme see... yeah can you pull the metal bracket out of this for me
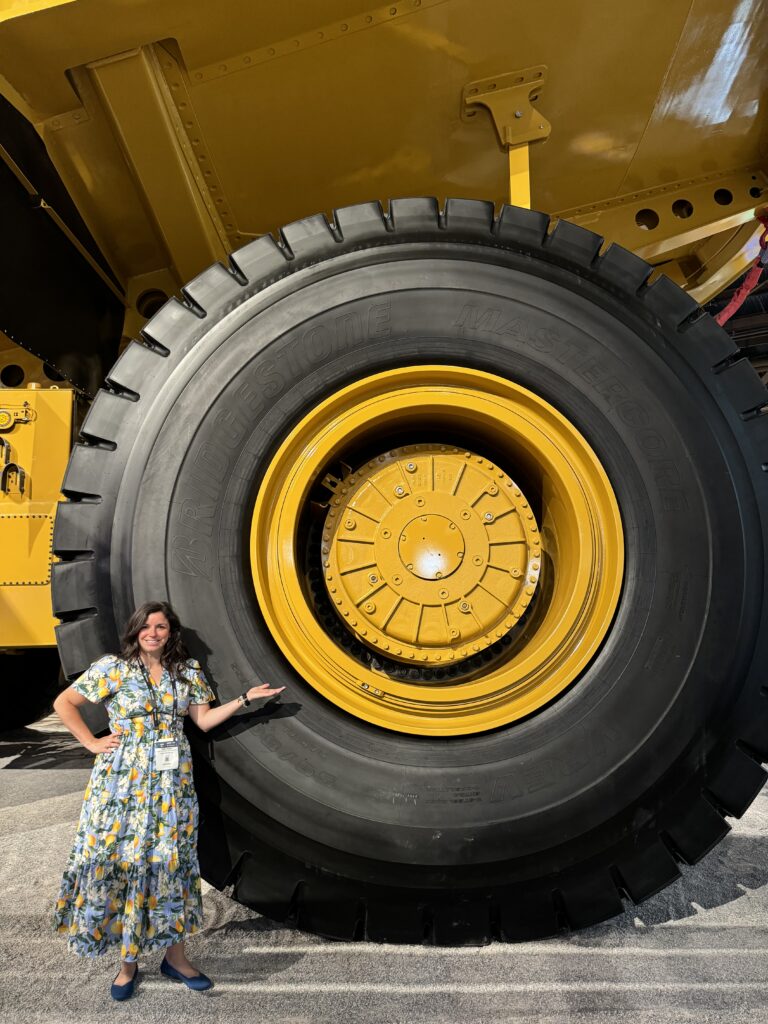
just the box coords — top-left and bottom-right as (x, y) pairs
(0, 462), (26, 495)
(0, 402), (35, 432)
(463, 66), (551, 209)
(0, 435), (26, 494)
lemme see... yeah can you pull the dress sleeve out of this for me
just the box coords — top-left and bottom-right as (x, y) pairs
(186, 660), (216, 704)
(71, 655), (123, 703)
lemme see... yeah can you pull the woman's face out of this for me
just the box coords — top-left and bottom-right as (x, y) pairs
(137, 611), (171, 657)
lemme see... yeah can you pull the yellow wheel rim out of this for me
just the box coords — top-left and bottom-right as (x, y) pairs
(251, 366), (624, 735)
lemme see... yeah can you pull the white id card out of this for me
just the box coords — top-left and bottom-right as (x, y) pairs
(155, 740), (180, 771)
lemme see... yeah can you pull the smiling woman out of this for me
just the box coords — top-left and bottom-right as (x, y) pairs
(51, 600), (283, 1000)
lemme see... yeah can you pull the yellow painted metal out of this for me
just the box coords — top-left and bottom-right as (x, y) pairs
(0, 0), (764, 305)
(88, 46), (230, 285)
(508, 147), (531, 209)
(556, 168), (768, 264)
(462, 66), (549, 209)
(251, 367), (623, 736)
(0, 0), (74, 26)
(0, 385), (73, 647)
(688, 220), (766, 305)
(323, 444), (541, 663)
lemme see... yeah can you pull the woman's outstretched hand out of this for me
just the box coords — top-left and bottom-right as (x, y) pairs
(245, 684), (285, 702)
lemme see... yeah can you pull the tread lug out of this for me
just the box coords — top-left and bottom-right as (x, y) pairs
(559, 872), (623, 929)
(498, 889), (559, 941)
(55, 616), (114, 679)
(231, 234), (290, 284)
(141, 296), (201, 352)
(707, 745), (768, 817)
(296, 880), (363, 940)
(545, 218), (603, 266)
(389, 196), (440, 232)
(61, 445), (114, 499)
(674, 314), (736, 366)
(231, 849), (302, 922)
(106, 341), (164, 396)
(333, 201), (389, 243)
(51, 558), (99, 616)
(182, 262), (246, 314)
(716, 357), (768, 415)
(443, 198), (495, 235)
(280, 213), (337, 260)
(495, 204), (549, 251)
(365, 899), (425, 943)
(615, 840), (680, 903)
(642, 273), (701, 326)
(79, 390), (130, 447)
(596, 243), (652, 293)
(53, 500), (101, 556)
(431, 899), (490, 946)
(663, 796), (729, 864)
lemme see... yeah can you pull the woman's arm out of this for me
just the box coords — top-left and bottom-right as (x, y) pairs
(52, 688), (122, 754)
(187, 683), (285, 733)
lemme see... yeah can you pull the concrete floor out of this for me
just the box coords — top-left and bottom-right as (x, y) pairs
(2, 716), (767, 1024)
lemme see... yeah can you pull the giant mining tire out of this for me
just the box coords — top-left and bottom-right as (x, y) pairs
(52, 200), (768, 943)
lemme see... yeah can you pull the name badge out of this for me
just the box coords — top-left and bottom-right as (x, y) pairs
(155, 739), (180, 771)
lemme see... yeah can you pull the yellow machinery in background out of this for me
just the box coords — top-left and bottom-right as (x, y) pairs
(0, 385), (72, 646)
(1, 0), (767, 942)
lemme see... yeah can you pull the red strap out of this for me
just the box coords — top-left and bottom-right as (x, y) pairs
(715, 213), (768, 327)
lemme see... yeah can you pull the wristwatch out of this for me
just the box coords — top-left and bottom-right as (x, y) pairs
(239, 692), (251, 707)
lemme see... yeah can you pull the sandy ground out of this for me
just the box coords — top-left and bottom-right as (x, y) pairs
(2, 716), (767, 1024)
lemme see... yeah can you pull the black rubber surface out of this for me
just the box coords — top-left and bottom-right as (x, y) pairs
(52, 199), (768, 943)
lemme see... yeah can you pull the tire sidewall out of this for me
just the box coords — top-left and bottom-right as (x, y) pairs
(117, 250), (751, 869)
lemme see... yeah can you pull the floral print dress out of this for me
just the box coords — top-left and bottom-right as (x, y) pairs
(53, 655), (215, 961)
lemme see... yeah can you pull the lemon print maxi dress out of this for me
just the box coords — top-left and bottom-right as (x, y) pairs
(53, 655), (215, 961)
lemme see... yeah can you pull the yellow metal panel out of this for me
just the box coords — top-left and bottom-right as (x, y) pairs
(0, 0), (764, 299)
(0, 0), (74, 27)
(557, 168), (768, 264)
(88, 47), (229, 284)
(0, 514), (52, 584)
(0, 386), (73, 647)
(0, 581), (59, 646)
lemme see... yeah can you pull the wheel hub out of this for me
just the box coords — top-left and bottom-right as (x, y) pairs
(323, 445), (540, 664)
(251, 365), (624, 735)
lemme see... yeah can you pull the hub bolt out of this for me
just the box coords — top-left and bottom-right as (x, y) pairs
(406, 462), (417, 472)
(394, 485), (405, 497)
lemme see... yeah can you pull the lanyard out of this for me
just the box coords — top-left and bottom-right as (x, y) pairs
(137, 659), (178, 730)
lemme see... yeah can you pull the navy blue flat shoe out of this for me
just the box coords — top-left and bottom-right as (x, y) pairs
(110, 965), (138, 1001)
(160, 957), (212, 991)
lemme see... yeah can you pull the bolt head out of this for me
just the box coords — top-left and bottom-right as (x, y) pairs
(394, 485), (405, 496)
(484, 512), (494, 522)
(406, 462), (416, 472)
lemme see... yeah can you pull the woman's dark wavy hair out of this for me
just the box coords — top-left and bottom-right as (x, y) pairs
(120, 601), (190, 675)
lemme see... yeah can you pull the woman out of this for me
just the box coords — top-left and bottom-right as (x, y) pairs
(52, 600), (284, 1000)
